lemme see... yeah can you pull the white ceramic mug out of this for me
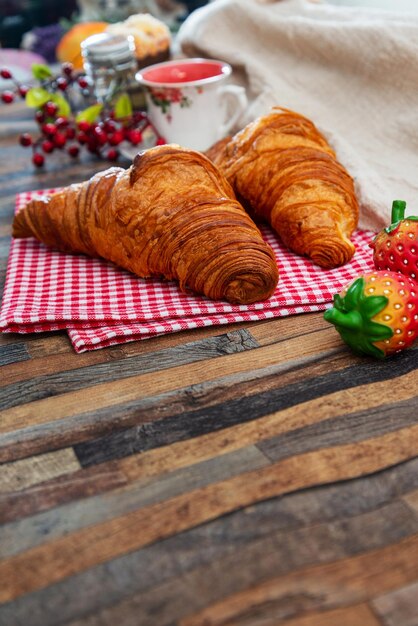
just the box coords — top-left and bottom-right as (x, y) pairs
(136, 58), (248, 151)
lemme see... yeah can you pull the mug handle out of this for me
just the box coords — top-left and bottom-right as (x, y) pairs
(218, 85), (248, 137)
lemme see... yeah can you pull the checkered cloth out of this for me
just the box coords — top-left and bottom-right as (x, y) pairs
(0, 189), (375, 353)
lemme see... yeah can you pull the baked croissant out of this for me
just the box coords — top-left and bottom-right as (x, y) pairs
(12, 144), (278, 304)
(206, 107), (359, 269)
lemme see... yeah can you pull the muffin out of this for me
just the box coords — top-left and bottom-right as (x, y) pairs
(106, 13), (171, 69)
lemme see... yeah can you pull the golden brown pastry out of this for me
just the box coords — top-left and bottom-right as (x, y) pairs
(207, 107), (359, 269)
(13, 145), (278, 304)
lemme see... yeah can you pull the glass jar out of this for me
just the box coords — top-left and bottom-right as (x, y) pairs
(81, 32), (137, 104)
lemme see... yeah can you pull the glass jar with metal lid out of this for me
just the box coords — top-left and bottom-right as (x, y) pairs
(81, 32), (137, 103)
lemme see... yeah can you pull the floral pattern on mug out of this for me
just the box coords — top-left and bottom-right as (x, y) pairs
(149, 87), (192, 117)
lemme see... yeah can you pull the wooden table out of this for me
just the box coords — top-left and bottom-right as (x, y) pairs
(1, 103), (418, 626)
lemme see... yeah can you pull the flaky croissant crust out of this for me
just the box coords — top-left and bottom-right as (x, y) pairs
(13, 144), (279, 304)
(207, 107), (359, 269)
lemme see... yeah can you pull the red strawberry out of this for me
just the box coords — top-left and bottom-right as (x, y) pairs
(324, 271), (418, 358)
(370, 200), (418, 280)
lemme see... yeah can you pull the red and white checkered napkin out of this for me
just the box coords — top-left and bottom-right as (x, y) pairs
(0, 189), (375, 352)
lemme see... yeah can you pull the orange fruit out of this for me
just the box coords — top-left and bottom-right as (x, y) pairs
(56, 22), (108, 71)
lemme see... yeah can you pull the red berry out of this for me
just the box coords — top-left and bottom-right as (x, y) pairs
(156, 137), (166, 146)
(54, 132), (67, 148)
(18, 85), (29, 98)
(108, 130), (124, 146)
(92, 126), (107, 145)
(87, 140), (99, 154)
(42, 123), (57, 136)
(55, 116), (69, 128)
(62, 62), (73, 77)
(77, 120), (91, 132)
(35, 110), (45, 123)
(56, 77), (68, 91)
(0, 68), (12, 79)
(66, 126), (76, 139)
(44, 101), (58, 117)
(41, 140), (54, 153)
(68, 145), (80, 158)
(128, 129), (142, 145)
(32, 153), (45, 167)
(77, 132), (88, 145)
(107, 149), (119, 161)
(19, 133), (32, 147)
(104, 119), (117, 133)
(77, 77), (89, 89)
(1, 91), (14, 104)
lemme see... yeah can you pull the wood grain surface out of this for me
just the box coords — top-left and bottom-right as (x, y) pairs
(1, 103), (418, 625)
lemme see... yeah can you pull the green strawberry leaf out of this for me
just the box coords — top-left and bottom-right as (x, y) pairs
(361, 295), (388, 319)
(25, 87), (51, 108)
(363, 320), (394, 340)
(332, 293), (346, 312)
(324, 278), (393, 359)
(343, 277), (365, 310)
(336, 327), (386, 359)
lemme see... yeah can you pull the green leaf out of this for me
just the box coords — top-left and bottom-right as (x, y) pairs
(361, 295), (388, 319)
(76, 103), (103, 124)
(343, 277), (365, 310)
(50, 93), (71, 117)
(363, 320), (394, 341)
(25, 87), (51, 108)
(332, 293), (346, 312)
(114, 93), (132, 120)
(32, 63), (53, 80)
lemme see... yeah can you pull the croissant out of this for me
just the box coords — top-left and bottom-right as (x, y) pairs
(12, 144), (278, 304)
(206, 107), (359, 269)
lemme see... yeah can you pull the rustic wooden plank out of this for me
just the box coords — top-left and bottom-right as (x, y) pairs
(0, 341), (30, 367)
(24, 333), (77, 358)
(246, 311), (328, 345)
(0, 446), (270, 560)
(270, 604), (383, 626)
(0, 329), (259, 410)
(0, 348), (415, 470)
(0, 331), (68, 351)
(2, 329), (258, 386)
(30, 503), (417, 626)
(0, 234), (10, 258)
(372, 581), (418, 626)
(0, 328), (343, 435)
(1, 424), (418, 603)
(0, 462), (129, 524)
(257, 396), (418, 463)
(80, 366), (418, 472)
(402, 488), (418, 515)
(0, 345), (354, 464)
(0, 449), (81, 493)
(5, 403), (418, 527)
(2, 323), (251, 383)
(1, 314), (324, 387)
(0, 477), (415, 626)
(179, 533), (418, 626)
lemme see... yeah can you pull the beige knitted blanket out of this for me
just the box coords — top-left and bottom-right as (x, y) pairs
(177, 0), (418, 230)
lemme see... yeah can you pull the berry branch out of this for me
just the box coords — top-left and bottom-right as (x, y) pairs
(1, 62), (166, 167)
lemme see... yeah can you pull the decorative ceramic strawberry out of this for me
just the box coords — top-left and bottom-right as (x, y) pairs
(324, 271), (418, 358)
(370, 200), (418, 280)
